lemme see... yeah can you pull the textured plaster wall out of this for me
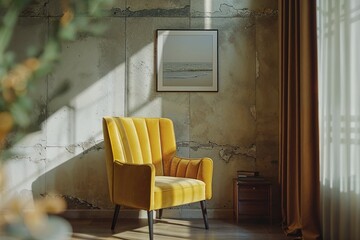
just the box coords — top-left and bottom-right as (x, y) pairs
(3, 0), (279, 218)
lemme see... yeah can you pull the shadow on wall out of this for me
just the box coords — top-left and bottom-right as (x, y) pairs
(14, 1), (191, 209)
(31, 142), (112, 209)
(3, 2), (133, 209)
(5, 0), (196, 211)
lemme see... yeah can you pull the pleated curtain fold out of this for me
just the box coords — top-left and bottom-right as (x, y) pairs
(278, 0), (322, 239)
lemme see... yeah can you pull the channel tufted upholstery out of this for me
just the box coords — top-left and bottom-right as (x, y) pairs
(102, 117), (213, 239)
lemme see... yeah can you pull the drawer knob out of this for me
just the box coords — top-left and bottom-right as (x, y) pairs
(252, 187), (256, 190)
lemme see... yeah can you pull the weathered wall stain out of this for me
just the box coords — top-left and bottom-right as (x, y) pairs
(124, 5), (190, 17)
(178, 141), (256, 163)
(62, 195), (100, 209)
(65, 139), (103, 155)
(192, 3), (278, 18)
(41, 193), (100, 209)
(219, 144), (256, 163)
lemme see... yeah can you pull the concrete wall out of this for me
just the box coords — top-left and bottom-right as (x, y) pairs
(3, 0), (279, 219)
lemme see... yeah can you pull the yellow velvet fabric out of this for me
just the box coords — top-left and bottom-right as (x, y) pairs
(154, 176), (205, 210)
(102, 117), (213, 211)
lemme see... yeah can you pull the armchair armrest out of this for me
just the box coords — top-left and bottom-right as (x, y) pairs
(113, 161), (155, 210)
(169, 156), (213, 200)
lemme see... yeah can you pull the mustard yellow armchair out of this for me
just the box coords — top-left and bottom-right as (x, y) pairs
(102, 117), (213, 240)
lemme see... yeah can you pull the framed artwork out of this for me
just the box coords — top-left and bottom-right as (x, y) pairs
(156, 29), (218, 92)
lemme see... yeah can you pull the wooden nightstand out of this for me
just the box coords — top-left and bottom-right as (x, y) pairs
(233, 178), (272, 223)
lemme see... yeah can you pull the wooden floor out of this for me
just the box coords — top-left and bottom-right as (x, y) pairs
(68, 218), (293, 240)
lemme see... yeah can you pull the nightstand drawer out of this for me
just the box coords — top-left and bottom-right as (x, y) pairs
(233, 178), (272, 223)
(238, 186), (269, 200)
(238, 202), (269, 215)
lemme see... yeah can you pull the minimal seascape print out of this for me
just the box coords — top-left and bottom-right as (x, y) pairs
(158, 31), (217, 90)
(163, 62), (213, 86)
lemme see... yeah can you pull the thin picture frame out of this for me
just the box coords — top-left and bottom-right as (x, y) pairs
(156, 29), (218, 92)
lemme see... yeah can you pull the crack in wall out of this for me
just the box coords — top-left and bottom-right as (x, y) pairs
(177, 141), (256, 163)
(111, 5), (190, 17)
(10, 155), (45, 163)
(177, 140), (218, 151)
(65, 139), (103, 154)
(192, 3), (278, 18)
(219, 144), (256, 163)
(11, 3), (191, 18)
(6, 143), (46, 163)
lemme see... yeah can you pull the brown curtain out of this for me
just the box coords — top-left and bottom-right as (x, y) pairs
(279, 0), (321, 240)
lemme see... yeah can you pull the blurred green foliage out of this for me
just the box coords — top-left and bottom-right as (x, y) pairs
(0, 0), (113, 158)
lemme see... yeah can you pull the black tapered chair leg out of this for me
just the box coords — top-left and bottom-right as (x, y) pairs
(147, 210), (154, 240)
(158, 209), (163, 219)
(111, 204), (121, 230)
(200, 200), (209, 229)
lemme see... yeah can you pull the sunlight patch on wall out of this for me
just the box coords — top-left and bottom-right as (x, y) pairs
(46, 64), (125, 146)
(130, 97), (163, 118)
(2, 64), (125, 206)
(204, 0), (212, 28)
(127, 42), (160, 116)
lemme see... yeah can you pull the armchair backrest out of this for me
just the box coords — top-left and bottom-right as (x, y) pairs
(102, 117), (177, 199)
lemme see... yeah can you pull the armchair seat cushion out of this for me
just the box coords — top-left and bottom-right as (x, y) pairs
(154, 176), (205, 210)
